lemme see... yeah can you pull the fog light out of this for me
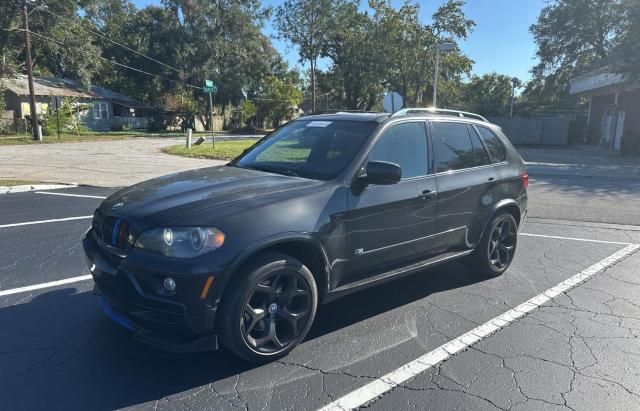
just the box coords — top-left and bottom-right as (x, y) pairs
(163, 277), (176, 292)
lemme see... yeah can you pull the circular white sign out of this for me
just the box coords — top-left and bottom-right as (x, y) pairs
(382, 92), (404, 113)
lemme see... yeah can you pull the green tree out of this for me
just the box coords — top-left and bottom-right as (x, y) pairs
(275, 0), (347, 112)
(527, 0), (626, 106)
(462, 73), (512, 117)
(323, 2), (384, 110)
(255, 76), (303, 126)
(613, 0), (640, 80)
(369, 0), (474, 107)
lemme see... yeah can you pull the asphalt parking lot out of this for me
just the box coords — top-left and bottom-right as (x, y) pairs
(2, 157), (640, 410)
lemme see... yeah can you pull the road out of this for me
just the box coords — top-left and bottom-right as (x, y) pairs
(1, 149), (640, 410)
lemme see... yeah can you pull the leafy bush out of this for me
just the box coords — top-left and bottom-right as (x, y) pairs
(148, 109), (167, 132)
(40, 98), (89, 136)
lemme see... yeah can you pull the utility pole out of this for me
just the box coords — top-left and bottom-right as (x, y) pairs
(209, 91), (215, 149)
(21, 1), (39, 140)
(433, 46), (440, 108)
(510, 77), (520, 118)
(432, 43), (456, 108)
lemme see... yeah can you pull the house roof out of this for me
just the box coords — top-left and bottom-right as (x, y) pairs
(1, 75), (150, 108)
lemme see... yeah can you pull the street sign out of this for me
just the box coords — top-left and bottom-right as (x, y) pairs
(382, 92), (404, 113)
(203, 80), (217, 94)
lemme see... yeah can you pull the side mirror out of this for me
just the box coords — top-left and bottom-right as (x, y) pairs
(361, 160), (402, 185)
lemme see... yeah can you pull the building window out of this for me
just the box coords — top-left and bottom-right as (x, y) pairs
(93, 102), (108, 119)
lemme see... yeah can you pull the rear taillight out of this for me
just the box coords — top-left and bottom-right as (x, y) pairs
(521, 170), (529, 189)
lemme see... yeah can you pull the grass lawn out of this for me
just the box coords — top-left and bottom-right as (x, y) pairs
(0, 179), (44, 186)
(163, 139), (259, 160)
(0, 134), (135, 145)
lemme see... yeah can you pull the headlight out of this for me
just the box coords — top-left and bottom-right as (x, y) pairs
(134, 227), (225, 258)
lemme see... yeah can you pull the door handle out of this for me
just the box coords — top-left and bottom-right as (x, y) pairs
(419, 189), (437, 199)
(488, 177), (495, 182)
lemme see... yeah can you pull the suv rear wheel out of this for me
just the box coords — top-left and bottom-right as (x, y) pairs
(219, 251), (318, 362)
(467, 211), (518, 277)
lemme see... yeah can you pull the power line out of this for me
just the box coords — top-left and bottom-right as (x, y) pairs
(2, 27), (201, 90)
(32, 4), (190, 78)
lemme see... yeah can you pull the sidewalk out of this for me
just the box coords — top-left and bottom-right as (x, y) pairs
(0, 137), (226, 187)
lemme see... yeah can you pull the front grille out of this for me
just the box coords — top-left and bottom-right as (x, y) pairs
(93, 210), (130, 249)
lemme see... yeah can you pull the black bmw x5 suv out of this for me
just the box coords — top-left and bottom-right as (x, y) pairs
(84, 109), (528, 362)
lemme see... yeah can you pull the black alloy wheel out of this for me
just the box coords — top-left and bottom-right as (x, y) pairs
(488, 217), (517, 271)
(467, 211), (518, 277)
(241, 270), (312, 354)
(219, 252), (318, 362)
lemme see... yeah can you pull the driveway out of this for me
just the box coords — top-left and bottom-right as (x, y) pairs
(0, 137), (227, 187)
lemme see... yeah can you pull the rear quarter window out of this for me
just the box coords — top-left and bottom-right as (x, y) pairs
(476, 126), (507, 163)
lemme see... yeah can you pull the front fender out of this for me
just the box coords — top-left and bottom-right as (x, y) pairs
(214, 232), (332, 304)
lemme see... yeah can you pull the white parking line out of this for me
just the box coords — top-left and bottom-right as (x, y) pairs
(520, 232), (632, 245)
(0, 215), (92, 229)
(0, 275), (93, 297)
(319, 243), (640, 411)
(35, 191), (107, 199)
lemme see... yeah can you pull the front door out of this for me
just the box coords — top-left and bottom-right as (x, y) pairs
(341, 120), (437, 285)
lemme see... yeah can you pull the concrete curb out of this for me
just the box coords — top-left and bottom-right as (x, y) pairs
(0, 183), (77, 195)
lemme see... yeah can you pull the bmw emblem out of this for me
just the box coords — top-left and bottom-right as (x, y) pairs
(268, 303), (278, 315)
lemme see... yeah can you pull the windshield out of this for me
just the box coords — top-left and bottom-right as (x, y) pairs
(234, 120), (378, 180)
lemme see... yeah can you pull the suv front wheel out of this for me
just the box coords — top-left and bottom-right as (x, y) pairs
(219, 252), (318, 362)
(467, 211), (518, 277)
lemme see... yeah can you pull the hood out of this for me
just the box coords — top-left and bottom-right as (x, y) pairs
(100, 165), (323, 224)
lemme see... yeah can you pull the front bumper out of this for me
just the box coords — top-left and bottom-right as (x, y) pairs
(83, 231), (219, 352)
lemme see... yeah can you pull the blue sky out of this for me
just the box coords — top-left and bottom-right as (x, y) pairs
(132, 0), (545, 82)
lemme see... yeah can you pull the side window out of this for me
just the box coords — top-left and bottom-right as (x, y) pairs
(467, 125), (492, 166)
(93, 102), (108, 120)
(369, 122), (428, 179)
(476, 126), (507, 163)
(431, 122), (476, 172)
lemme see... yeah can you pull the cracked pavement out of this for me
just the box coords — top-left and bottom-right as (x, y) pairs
(1, 146), (640, 410)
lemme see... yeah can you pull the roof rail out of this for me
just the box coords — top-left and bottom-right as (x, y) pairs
(390, 107), (488, 122)
(311, 109), (381, 115)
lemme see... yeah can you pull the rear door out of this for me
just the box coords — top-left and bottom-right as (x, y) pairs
(341, 120), (437, 284)
(430, 121), (498, 251)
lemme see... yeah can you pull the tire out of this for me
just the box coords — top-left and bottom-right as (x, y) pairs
(467, 211), (518, 277)
(218, 251), (318, 362)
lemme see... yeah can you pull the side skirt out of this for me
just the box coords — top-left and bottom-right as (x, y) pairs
(323, 249), (473, 303)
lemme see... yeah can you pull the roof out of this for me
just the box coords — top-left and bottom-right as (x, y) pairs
(1, 75), (149, 108)
(569, 67), (630, 95)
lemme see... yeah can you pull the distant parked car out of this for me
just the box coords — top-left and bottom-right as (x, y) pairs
(84, 108), (528, 362)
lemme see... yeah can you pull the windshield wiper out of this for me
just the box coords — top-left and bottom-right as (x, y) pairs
(246, 165), (299, 177)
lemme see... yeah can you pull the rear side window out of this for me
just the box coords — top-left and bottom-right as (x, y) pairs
(431, 122), (476, 172)
(476, 126), (507, 163)
(369, 122), (428, 179)
(468, 125), (492, 166)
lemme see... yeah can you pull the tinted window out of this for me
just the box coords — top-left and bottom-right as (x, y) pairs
(432, 122), (476, 172)
(236, 120), (377, 180)
(369, 122), (428, 179)
(476, 126), (507, 162)
(468, 125), (492, 166)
